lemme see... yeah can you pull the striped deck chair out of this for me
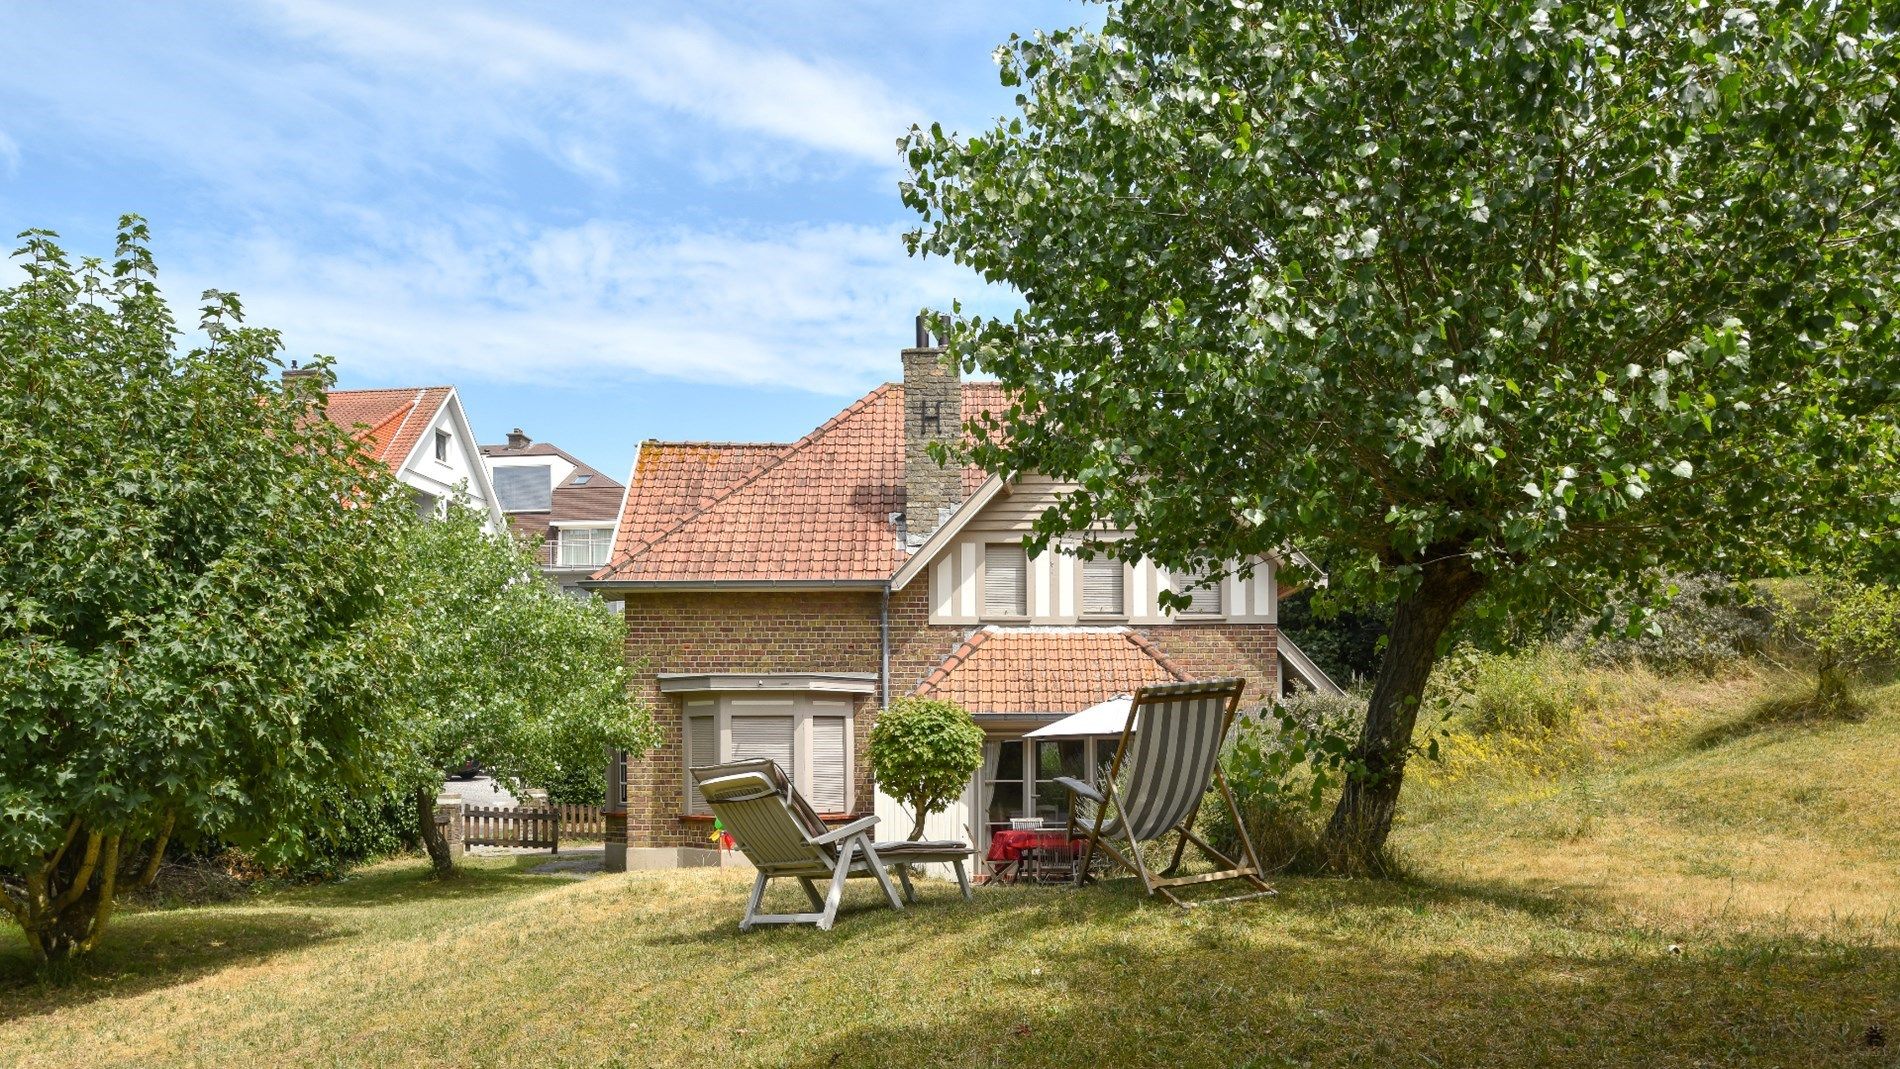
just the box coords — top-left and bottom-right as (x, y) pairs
(689, 760), (974, 931)
(1056, 678), (1275, 908)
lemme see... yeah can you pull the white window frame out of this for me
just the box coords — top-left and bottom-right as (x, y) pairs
(433, 429), (450, 463)
(681, 696), (856, 816)
(980, 540), (1031, 620)
(556, 526), (614, 568)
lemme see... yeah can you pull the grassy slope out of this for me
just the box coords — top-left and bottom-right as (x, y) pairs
(2, 678), (1896, 1069)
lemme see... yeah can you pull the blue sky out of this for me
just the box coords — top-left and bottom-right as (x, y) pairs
(0, 2), (1092, 479)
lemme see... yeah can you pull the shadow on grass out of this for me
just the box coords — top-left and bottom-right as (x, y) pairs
(271, 852), (571, 910)
(0, 906), (340, 1025)
(0, 854), (565, 1024)
(1688, 687), (1874, 751)
(767, 890), (1900, 1069)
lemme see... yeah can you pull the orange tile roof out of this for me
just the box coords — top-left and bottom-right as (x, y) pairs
(323, 387), (456, 467)
(595, 382), (1007, 583)
(912, 626), (1190, 715)
(610, 441), (788, 553)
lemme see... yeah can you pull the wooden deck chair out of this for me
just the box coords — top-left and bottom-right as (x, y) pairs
(1056, 678), (1275, 908)
(689, 760), (973, 931)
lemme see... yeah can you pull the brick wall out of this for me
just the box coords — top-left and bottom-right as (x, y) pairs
(613, 584), (1281, 853)
(618, 590), (882, 850)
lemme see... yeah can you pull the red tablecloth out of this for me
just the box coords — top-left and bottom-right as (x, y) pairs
(986, 828), (1082, 862)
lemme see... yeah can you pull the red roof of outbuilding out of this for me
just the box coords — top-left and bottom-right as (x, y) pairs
(912, 626), (1190, 715)
(594, 382), (1006, 584)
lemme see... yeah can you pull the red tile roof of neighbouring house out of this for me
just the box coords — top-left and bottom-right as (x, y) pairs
(593, 382), (1006, 584)
(912, 626), (1190, 715)
(323, 387), (456, 467)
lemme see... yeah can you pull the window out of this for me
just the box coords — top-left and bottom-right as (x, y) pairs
(983, 737), (1116, 833)
(809, 717), (849, 812)
(572, 474), (591, 485)
(1081, 555), (1126, 616)
(433, 429), (450, 463)
(684, 706), (719, 815)
(412, 489), (437, 519)
(683, 697), (854, 816)
(983, 739), (1026, 827)
(557, 526), (614, 567)
(984, 543), (1029, 617)
(1170, 565), (1224, 616)
(605, 750), (628, 813)
(1032, 739), (1086, 824)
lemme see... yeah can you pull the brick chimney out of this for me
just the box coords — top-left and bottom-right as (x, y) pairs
(506, 428), (531, 450)
(280, 359), (320, 387)
(902, 315), (961, 550)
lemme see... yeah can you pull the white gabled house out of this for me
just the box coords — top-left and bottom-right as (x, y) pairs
(305, 378), (504, 531)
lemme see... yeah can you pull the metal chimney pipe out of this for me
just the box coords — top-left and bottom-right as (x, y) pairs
(914, 314), (929, 348)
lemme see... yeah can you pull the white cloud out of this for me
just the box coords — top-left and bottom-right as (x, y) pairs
(168, 219), (1006, 393)
(260, 0), (916, 169)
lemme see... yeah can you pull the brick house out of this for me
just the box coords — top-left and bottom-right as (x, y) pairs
(584, 331), (1338, 872)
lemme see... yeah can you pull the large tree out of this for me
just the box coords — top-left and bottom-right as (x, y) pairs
(904, 1), (1900, 866)
(0, 220), (414, 959)
(387, 503), (653, 876)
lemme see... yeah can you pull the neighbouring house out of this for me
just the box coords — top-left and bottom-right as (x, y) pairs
(583, 324), (1341, 873)
(298, 371), (503, 530)
(481, 429), (626, 596)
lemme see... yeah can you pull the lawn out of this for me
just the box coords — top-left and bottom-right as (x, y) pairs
(3, 678), (1896, 1068)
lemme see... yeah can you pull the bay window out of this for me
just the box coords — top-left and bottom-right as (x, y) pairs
(683, 696), (854, 815)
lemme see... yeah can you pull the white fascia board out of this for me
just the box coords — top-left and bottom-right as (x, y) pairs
(889, 473), (1009, 592)
(394, 388), (505, 530)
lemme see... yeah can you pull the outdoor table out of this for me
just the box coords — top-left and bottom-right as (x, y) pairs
(985, 828), (1084, 883)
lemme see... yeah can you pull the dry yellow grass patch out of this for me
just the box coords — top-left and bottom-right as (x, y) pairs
(2, 672), (1895, 1068)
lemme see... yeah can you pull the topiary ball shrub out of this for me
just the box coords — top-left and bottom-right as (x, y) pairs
(868, 698), (984, 841)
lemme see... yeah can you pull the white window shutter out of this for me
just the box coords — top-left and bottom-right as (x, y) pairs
(1171, 566), (1224, 615)
(808, 717), (849, 812)
(1082, 556), (1124, 615)
(730, 715), (795, 779)
(685, 715), (718, 814)
(984, 544), (1028, 617)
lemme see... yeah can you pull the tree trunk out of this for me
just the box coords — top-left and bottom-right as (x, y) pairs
(414, 786), (456, 877)
(5, 822), (158, 963)
(909, 805), (928, 841)
(1323, 553), (1486, 872)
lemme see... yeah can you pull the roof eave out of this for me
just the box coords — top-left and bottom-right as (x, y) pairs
(577, 578), (890, 592)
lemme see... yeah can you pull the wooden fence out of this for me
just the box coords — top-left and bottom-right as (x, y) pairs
(555, 803), (606, 838)
(464, 806), (560, 851)
(459, 803), (606, 852)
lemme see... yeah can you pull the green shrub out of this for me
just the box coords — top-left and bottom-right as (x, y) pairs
(1756, 573), (1900, 719)
(1201, 691), (1366, 873)
(868, 698), (984, 841)
(1433, 646), (1595, 736)
(250, 784), (418, 880)
(1564, 574), (1770, 675)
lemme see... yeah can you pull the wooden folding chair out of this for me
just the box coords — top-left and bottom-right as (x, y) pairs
(1057, 678), (1275, 908)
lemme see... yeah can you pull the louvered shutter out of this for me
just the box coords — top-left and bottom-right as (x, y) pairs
(685, 716), (718, 814)
(1171, 567), (1224, 615)
(984, 544), (1028, 617)
(730, 715), (795, 778)
(809, 717), (849, 812)
(1082, 556), (1125, 615)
